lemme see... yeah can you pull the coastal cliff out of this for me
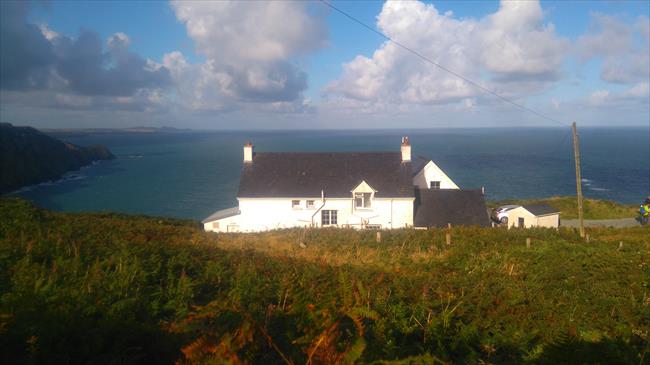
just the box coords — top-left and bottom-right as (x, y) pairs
(0, 123), (115, 193)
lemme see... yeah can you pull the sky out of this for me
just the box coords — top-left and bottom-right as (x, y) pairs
(0, 0), (649, 129)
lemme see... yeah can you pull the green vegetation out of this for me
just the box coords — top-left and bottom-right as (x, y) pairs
(0, 123), (114, 193)
(1, 198), (648, 364)
(488, 196), (639, 219)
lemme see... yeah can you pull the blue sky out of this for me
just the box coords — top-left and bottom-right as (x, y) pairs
(2, 0), (649, 129)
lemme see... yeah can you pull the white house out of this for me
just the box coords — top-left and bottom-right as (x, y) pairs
(203, 137), (489, 232)
(412, 157), (459, 190)
(502, 205), (560, 228)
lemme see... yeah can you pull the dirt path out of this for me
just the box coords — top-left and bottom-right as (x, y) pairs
(561, 218), (640, 228)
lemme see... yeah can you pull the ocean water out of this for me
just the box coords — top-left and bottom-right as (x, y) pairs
(10, 128), (650, 220)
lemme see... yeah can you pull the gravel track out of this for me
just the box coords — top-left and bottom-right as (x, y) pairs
(561, 218), (641, 228)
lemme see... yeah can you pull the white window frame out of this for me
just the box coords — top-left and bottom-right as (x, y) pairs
(321, 210), (338, 226)
(306, 200), (315, 209)
(291, 200), (301, 209)
(430, 181), (441, 189)
(354, 192), (373, 209)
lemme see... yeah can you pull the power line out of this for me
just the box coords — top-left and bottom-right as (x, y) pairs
(320, 0), (569, 128)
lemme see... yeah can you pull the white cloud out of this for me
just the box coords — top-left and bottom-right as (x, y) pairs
(325, 0), (568, 108)
(480, 1), (566, 78)
(577, 14), (650, 84)
(624, 82), (649, 99)
(107, 32), (131, 50)
(39, 24), (59, 41)
(587, 83), (649, 106)
(162, 51), (234, 111)
(1, 0), (171, 115)
(168, 1), (327, 110)
(55, 93), (92, 108)
(550, 98), (560, 110)
(588, 89), (610, 106)
(171, 1), (326, 63)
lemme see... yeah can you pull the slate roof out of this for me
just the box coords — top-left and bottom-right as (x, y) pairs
(238, 152), (414, 198)
(414, 188), (490, 227)
(522, 204), (560, 216)
(411, 156), (430, 176)
(202, 207), (240, 223)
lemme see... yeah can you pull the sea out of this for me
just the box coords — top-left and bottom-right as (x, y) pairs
(9, 128), (650, 220)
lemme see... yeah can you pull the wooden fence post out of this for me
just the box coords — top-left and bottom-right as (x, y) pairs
(445, 233), (451, 245)
(586, 233), (590, 243)
(618, 241), (623, 250)
(526, 238), (531, 249)
(376, 231), (381, 243)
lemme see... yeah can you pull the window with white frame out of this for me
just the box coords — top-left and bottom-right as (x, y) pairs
(291, 200), (300, 209)
(321, 210), (337, 225)
(306, 200), (315, 209)
(429, 181), (441, 189)
(354, 192), (372, 208)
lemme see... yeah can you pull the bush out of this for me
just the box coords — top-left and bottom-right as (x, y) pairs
(1, 198), (648, 364)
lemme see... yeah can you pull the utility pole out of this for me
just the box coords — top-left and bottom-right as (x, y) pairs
(572, 122), (585, 238)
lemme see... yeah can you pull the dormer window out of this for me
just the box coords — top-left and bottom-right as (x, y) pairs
(355, 192), (372, 208)
(351, 180), (376, 210)
(430, 181), (440, 189)
(292, 200), (301, 209)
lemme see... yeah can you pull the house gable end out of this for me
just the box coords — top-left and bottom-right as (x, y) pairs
(413, 160), (460, 190)
(351, 180), (377, 194)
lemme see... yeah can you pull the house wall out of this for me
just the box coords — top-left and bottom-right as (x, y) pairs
(413, 161), (460, 190)
(216, 197), (414, 232)
(203, 214), (241, 233)
(387, 199), (414, 228)
(505, 207), (559, 228)
(535, 214), (560, 228)
(506, 207), (535, 228)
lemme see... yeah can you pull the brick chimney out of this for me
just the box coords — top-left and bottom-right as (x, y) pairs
(243, 141), (254, 163)
(400, 136), (411, 162)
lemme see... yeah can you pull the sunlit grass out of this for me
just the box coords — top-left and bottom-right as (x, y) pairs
(1, 198), (648, 364)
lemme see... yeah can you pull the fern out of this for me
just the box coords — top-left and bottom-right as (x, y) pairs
(1, 198), (648, 364)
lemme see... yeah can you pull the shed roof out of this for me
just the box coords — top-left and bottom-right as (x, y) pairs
(414, 188), (490, 227)
(522, 204), (560, 216)
(202, 207), (240, 223)
(238, 152), (414, 198)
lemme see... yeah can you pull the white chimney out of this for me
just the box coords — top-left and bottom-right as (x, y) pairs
(401, 136), (411, 162)
(243, 141), (254, 163)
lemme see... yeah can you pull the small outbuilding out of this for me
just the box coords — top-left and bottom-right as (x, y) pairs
(504, 204), (560, 228)
(202, 207), (241, 232)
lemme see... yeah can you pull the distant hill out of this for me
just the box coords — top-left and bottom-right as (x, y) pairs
(0, 123), (115, 193)
(40, 125), (192, 138)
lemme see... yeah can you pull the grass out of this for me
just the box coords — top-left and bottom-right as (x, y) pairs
(488, 196), (639, 219)
(0, 197), (648, 364)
